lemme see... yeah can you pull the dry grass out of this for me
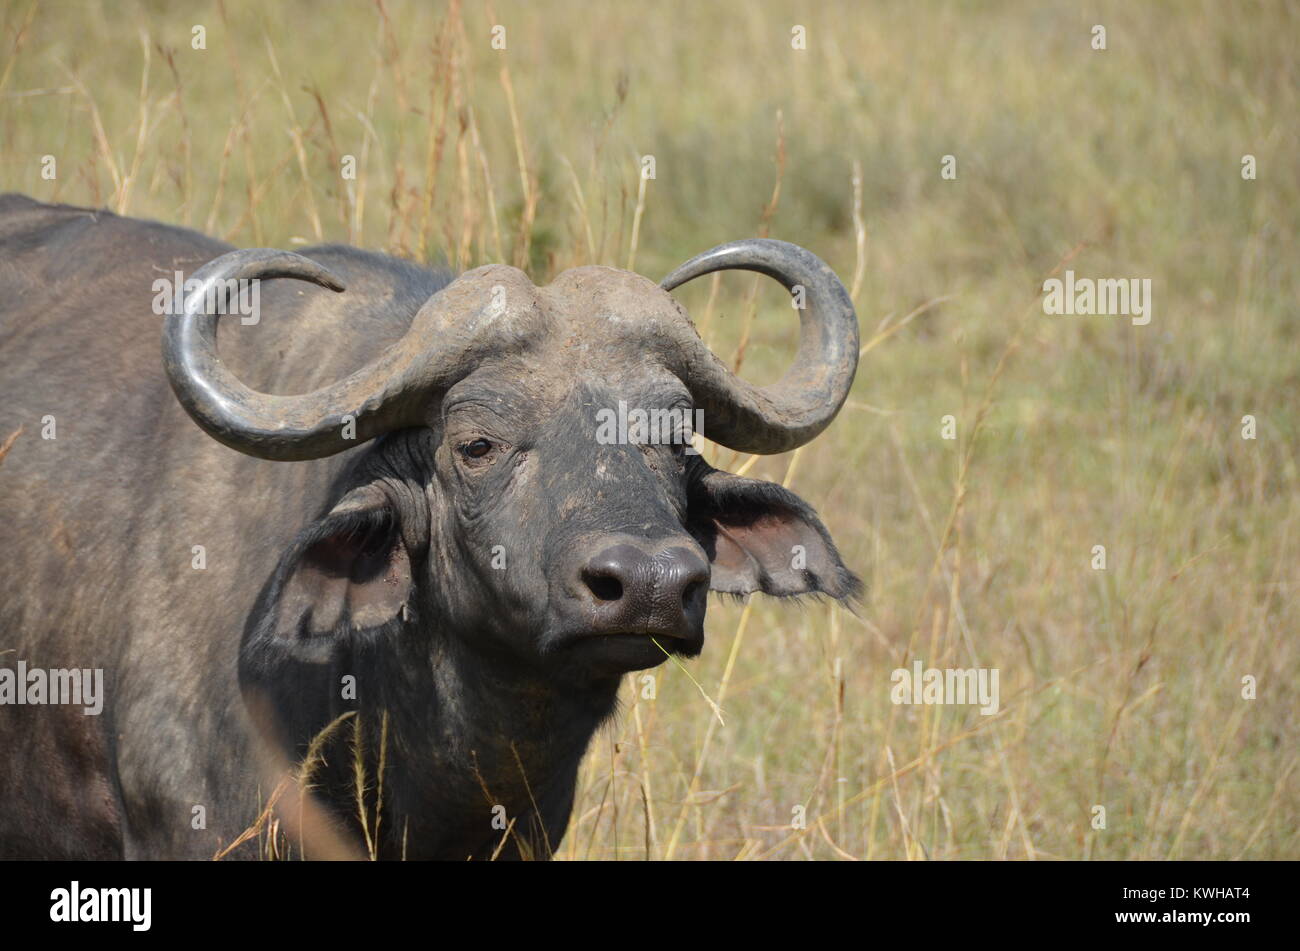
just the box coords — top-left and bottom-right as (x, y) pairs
(2, 0), (1296, 859)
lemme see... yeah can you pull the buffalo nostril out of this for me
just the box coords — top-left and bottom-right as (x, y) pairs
(582, 569), (624, 603)
(682, 578), (707, 609)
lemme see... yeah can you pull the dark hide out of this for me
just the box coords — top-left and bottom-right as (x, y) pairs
(0, 195), (859, 859)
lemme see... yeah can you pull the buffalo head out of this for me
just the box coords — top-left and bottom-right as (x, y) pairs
(162, 240), (861, 683)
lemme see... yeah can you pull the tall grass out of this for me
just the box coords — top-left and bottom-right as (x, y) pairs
(2, 0), (1295, 859)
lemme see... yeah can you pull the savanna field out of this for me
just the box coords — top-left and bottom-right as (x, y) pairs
(0, 1), (1295, 859)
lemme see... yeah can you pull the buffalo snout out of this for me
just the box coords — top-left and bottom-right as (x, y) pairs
(553, 536), (709, 667)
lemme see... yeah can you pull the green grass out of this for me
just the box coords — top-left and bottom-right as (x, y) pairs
(2, 0), (1295, 859)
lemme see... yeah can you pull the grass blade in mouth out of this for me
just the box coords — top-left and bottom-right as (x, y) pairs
(652, 637), (724, 727)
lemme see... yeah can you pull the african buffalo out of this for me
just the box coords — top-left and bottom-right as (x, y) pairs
(0, 193), (859, 859)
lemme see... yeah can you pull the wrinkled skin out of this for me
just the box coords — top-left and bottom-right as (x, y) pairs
(0, 195), (858, 859)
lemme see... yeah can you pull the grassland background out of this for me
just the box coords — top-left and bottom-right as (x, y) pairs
(1, 0), (1295, 859)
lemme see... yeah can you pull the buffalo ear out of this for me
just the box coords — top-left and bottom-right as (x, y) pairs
(268, 487), (414, 654)
(687, 459), (861, 601)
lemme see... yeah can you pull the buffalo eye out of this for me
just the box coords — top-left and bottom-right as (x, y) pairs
(459, 438), (494, 460)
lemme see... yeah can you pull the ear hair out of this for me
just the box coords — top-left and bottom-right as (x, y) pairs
(687, 457), (862, 604)
(250, 493), (416, 664)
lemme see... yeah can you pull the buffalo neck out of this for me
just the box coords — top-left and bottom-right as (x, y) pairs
(285, 622), (623, 860)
